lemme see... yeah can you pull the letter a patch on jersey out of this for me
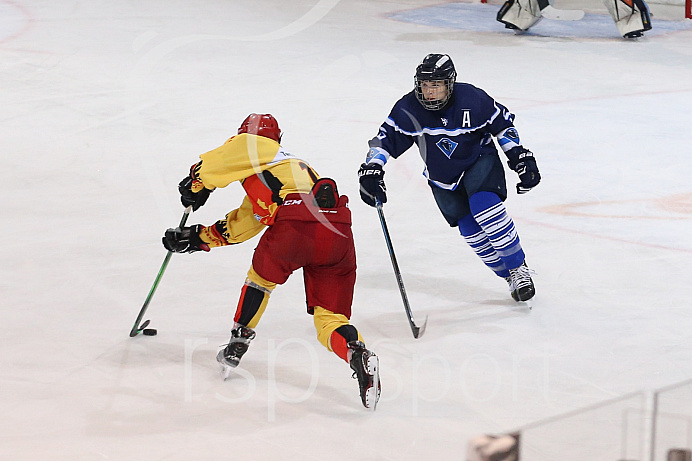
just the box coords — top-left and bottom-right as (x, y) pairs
(462, 110), (472, 128)
(436, 138), (458, 159)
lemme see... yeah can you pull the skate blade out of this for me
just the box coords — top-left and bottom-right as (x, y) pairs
(219, 363), (234, 380)
(218, 357), (239, 380)
(518, 299), (533, 310)
(365, 354), (380, 411)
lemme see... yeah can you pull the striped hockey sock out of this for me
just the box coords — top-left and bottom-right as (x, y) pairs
(458, 214), (509, 278)
(469, 192), (525, 270)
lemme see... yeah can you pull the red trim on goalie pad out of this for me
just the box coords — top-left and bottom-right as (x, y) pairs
(251, 194), (356, 318)
(330, 330), (350, 362)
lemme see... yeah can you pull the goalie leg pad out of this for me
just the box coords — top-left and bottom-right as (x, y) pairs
(602, 0), (652, 38)
(497, 0), (542, 31)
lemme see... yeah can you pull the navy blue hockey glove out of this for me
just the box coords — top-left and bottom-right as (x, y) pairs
(506, 147), (540, 194)
(162, 224), (210, 253)
(179, 176), (212, 211)
(358, 163), (387, 207)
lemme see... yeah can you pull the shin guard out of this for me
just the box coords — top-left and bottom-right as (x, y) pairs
(330, 325), (360, 362)
(458, 214), (509, 278)
(313, 306), (361, 362)
(234, 283), (270, 329)
(469, 192), (525, 271)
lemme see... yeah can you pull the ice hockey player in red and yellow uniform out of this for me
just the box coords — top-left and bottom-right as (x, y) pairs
(162, 113), (380, 409)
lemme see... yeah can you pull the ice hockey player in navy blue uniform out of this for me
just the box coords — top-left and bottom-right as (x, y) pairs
(358, 54), (540, 302)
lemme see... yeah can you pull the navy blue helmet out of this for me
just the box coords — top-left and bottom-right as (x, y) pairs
(414, 54), (457, 111)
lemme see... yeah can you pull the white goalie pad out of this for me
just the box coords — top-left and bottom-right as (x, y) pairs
(497, 0), (542, 30)
(602, 0), (653, 37)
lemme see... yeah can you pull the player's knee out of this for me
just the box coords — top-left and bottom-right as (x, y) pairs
(458, 213), (481, 236)
(246, 266), (277, 293)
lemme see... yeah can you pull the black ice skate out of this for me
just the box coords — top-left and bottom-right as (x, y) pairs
(348, 341), (380, 410)
(217, 325), (256, 373)
(508, 261), (535, 302)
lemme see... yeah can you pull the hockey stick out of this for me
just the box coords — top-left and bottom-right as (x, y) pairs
(376, 202), (427, 339)
(537, 0), (584, 20)
(129, 206), (192, 337)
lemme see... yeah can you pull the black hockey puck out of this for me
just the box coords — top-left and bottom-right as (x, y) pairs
(142, 328), (158, 336)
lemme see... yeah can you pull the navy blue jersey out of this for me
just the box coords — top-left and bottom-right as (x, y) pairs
(367, 82), (520, 190)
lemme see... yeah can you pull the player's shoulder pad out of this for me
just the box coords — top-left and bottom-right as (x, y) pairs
(388, 92), (428, 130)
(454, 82), (493, 101)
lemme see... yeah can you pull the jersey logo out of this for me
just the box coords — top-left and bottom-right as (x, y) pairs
(276, 147), (295, 158)
(441, 117), (448, 126)
(376, 127), (387, 140)
(436, 138), (458, 158)
(504, 128), (520, 143)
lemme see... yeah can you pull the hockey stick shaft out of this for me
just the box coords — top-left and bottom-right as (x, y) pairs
(129, 206), (192, 337)
(537, 0), (584, 20)
(375, 203), (427, 339)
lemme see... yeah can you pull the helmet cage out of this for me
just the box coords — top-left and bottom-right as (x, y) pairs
(414, 77), (455, 111)
(414, 54), (457, 111)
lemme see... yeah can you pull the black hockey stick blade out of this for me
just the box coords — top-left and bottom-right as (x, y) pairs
(129, 319), (151, 337)
(412, 315), (429, 339)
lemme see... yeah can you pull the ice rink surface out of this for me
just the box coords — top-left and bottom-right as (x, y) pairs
(2, 0), (692, 459)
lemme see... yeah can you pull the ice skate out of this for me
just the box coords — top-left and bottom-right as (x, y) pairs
(348, 341), (380, 410)
(508, 261), (535, 302)
(505, 276), (517, 301)
(217, 325), (256, 378)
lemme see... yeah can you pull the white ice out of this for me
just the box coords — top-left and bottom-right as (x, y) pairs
(2, 1), (692, 460)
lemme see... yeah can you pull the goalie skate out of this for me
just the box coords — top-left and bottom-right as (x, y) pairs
(348, 341), (381, 410)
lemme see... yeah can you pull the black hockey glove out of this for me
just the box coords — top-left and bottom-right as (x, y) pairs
(358, 163), (387, 207)
(506, 147), (541, 194)
(179, 176), (212, 211)
(162, 224), (210, 253)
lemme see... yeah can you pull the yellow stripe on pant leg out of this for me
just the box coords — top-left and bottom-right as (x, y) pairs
(246, 265), (277, 292)
(313, 306), (363, 352)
